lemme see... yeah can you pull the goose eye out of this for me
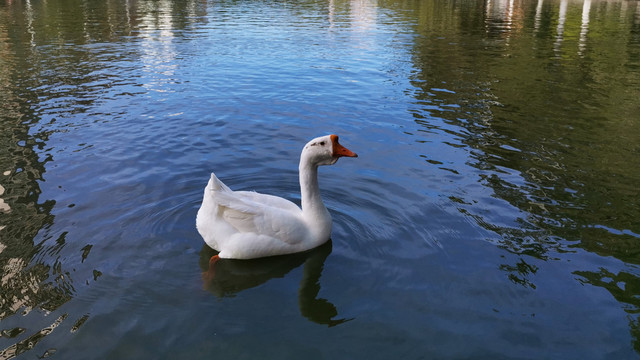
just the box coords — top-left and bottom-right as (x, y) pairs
(319, 141), (325, 146)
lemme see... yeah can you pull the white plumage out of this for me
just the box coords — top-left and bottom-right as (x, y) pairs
(196, 134), (357, 259)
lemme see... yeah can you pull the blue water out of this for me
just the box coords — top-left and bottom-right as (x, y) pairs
(1, 0), (639, 358)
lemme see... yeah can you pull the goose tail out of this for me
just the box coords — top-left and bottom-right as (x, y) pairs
(208, 172), (232, 193)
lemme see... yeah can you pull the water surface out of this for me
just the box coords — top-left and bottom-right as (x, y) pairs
(1, 0), (639, 358)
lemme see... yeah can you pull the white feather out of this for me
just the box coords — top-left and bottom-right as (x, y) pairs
(196, 135), (357, 259)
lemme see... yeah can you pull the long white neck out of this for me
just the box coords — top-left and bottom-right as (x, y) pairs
(299, 157), (331, 231)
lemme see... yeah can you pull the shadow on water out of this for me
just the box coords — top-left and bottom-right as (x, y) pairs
(199, 241), (352, 327)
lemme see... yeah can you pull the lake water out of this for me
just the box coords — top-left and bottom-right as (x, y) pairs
(1, 0), (639, 358)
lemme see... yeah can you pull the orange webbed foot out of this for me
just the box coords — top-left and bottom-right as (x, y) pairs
(202, 255), (221, 286)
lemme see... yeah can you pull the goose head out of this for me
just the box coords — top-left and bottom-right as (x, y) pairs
(302, 134), (358, 166)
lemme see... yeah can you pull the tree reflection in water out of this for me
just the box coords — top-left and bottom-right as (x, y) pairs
(406, 0), (640, 349)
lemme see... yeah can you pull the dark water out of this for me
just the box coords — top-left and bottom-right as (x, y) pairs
(1, 0), (639, 358)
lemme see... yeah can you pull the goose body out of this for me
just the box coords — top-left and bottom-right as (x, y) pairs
(196, 134), (357, 259)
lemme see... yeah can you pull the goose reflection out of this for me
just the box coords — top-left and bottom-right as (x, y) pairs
(199, 241), (351, 327)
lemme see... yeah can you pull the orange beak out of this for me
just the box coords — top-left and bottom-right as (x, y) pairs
(331, 134), (358, 158)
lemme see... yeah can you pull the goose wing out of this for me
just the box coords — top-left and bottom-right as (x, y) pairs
(212, 190), (306, 245)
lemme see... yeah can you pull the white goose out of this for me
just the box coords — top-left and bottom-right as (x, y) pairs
(196, 134), (358, 260)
